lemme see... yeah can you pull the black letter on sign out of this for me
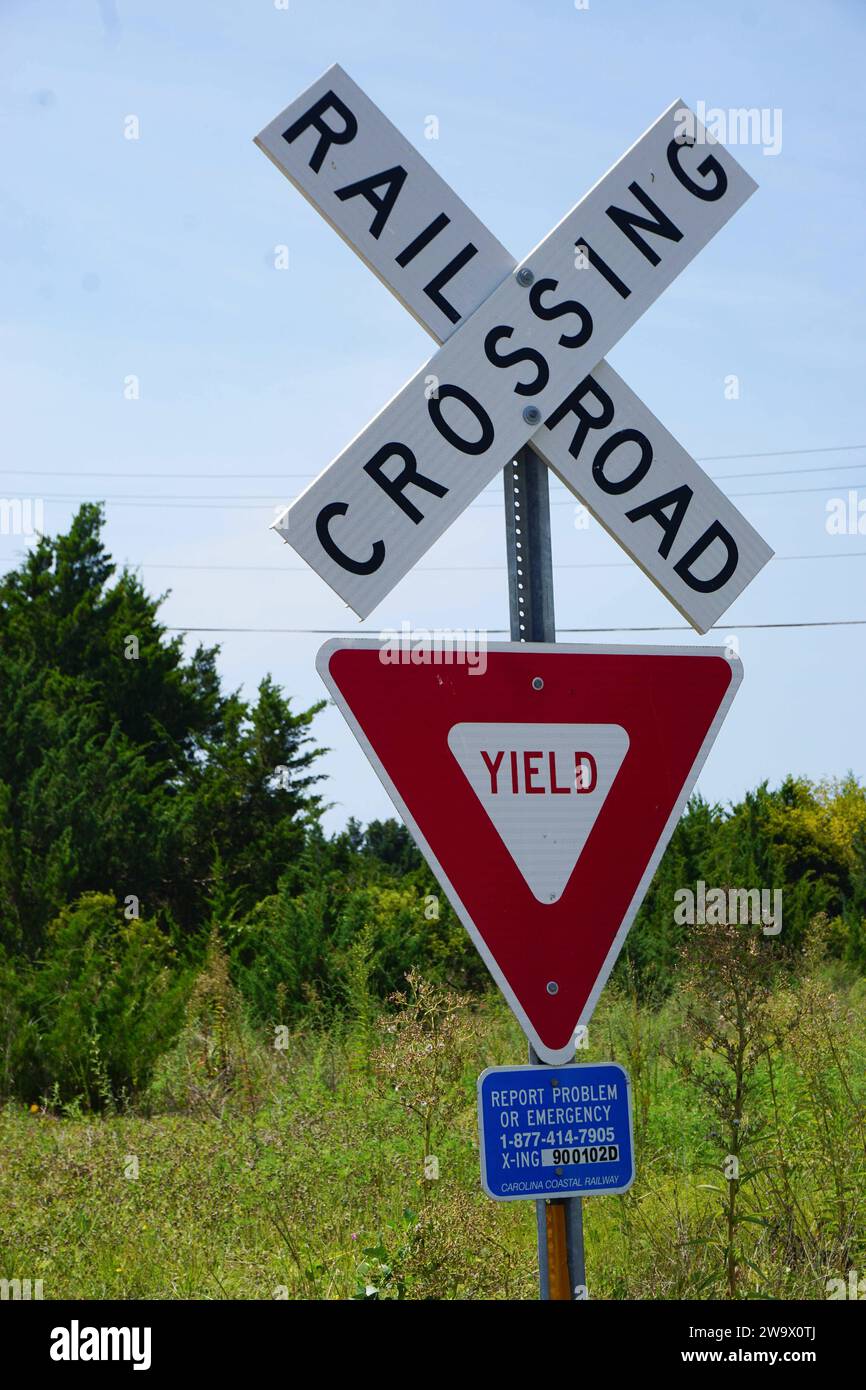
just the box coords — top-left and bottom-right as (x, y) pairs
(316, 502), (384, 575)
(363, 443), (448, 524)
(667, 138), (728, 202)
(484, 326), (550, 396)
(423, 244), (479, 325)
(528, 279), (593, 348)
(592, 429), (653, 495)
(428, 385), (495, 456)
(544, 376), (614, 460)
(574, 238), (631, 299)
(673, 521), (739, 592)
(395, 212), (450, 267)
(605, 182), (683, 266)
(626, 484), (693, 559)
(335, 166), (407, 239)
(282, 91), (358, 174)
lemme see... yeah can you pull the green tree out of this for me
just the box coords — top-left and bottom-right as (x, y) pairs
(0, 505), (324, 954)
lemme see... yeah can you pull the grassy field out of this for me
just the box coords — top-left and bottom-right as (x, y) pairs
(3, 941), (865, 1302)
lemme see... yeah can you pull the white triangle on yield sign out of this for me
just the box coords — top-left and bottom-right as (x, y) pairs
(447, 723), (629, 905)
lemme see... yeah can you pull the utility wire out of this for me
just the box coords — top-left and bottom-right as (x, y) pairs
(2, 551), (866, 575)
(161, 618), (866, 635)
(0, 477), (862, 509)
(697, 444), (865, 463)
(0, 442), (862, 482)
(709, 461), (866, 481)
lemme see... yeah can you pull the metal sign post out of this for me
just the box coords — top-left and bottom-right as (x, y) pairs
(530, 1043), (588, 1300)
(504, 446), (586, 1300)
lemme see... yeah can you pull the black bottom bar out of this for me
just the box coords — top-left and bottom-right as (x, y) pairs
(9, 1296), (857, 1373)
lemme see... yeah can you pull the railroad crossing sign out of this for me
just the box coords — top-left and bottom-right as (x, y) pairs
(477, 1063), (635, 1202)
(256, 65), (772, 631)
(317, 638), (742, 1063)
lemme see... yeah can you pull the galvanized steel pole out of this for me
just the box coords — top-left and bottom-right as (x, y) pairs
(504, 444), (587, 1301)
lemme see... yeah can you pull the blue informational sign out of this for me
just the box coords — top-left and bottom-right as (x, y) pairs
(477, 1062), (634, 1201)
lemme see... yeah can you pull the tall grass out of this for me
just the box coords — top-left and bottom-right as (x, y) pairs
(2, 942), (864, 1300)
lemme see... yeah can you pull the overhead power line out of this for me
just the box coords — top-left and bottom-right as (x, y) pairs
(0, 442), (862, 485)
(0, 477), (862, 510)
(709, 461), (866, 481)
(161, 618), (866, 635)
(2, 551), (866, 575)
(696, 443), (865, 463)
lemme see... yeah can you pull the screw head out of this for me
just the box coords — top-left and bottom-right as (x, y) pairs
(546, 980), (559, 995)
(515, 266), (534, 287)
(532, 676), (544, 690)
(523, 405), (542, 426)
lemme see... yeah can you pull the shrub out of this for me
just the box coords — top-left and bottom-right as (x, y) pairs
(25, 893), (188, 1107)
(145, 931), (273, 1116)
(227, 879), (488, 1030)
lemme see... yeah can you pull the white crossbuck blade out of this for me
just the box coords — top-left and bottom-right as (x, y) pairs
(257, 66), (773, 630)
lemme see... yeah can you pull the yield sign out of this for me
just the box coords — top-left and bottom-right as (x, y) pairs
(318, 638), (742, 1063)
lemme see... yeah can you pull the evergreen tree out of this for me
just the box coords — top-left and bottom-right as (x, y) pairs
(0, 505), (324, 954)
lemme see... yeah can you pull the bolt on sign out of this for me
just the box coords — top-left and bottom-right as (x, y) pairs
(317, 640), (742, 1064)
(256, 65), (772, 631)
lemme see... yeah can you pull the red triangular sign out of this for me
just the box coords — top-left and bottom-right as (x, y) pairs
(318, 639), (742, 1064)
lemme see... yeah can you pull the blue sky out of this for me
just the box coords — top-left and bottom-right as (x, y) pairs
(2, 0), (864, 832)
